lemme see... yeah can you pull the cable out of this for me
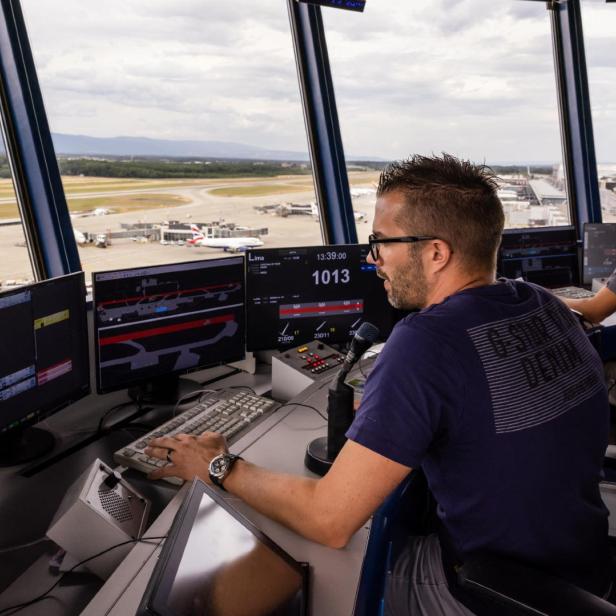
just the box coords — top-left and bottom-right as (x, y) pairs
(0, 535), (168, 616)
(277, 402), (327, 421)
(357, 349), (378, 379)
(227, 385), (257, 395)
(172, 389), (218, 418)
(97, 400), (141, 435)
(0, 537), (51, 554)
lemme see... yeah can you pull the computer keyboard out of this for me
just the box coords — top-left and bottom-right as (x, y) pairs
(114, 390), (279, 483)
(552, 286), (595, 300)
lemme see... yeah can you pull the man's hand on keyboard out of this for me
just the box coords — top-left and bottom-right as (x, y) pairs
(144, 432), (228, 483)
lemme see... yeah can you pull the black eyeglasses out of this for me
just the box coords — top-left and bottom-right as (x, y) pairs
(368, 233), (437, 261)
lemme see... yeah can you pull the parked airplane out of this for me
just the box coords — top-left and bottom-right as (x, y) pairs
(186, 224), (264, 252)
(310, 202), (367, 222)
(350, 187), (376, 197)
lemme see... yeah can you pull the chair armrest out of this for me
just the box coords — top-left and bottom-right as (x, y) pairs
(457, 554), (616, 616)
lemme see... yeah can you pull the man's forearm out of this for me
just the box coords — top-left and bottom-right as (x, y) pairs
(223, 460), (348, 547)
(146, 435), (407, 549)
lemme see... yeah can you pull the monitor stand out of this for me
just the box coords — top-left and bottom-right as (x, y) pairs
(0, 426), (55, 467)
(127, 375), (202, 405)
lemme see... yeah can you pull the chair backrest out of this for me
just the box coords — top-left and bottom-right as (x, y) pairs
(458, 553), (616, 616)
(354, 471), (428, 616)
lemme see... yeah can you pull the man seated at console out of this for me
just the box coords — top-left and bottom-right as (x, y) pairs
(145, 154), (611, 615)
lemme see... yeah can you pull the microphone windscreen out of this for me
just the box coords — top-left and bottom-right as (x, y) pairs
(357, 321), (380, 343)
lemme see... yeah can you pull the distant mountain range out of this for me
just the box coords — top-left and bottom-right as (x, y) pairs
(51, 133), (315, 161)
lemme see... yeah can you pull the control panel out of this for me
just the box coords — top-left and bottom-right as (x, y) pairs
(271, 341), (344, 401)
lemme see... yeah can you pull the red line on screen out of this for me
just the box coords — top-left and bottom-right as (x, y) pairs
(279, 302), (363, 316)
(99, 314), (234, 346)
(37, 358), (72, 385)
(98, 283), (238, 308)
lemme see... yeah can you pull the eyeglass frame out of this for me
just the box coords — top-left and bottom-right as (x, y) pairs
(368, 233), (438, 261)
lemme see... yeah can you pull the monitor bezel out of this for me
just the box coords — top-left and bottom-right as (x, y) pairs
(0, 271), (90, 435)
(137, 478), (309, 616)
(92, 256), (247, 395)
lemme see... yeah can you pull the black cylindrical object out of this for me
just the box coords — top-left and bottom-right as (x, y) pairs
(326, 383), (354, 459)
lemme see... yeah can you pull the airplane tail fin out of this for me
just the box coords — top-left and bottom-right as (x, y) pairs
(190, 224), (201, 235)
(189, 224), (204, 243)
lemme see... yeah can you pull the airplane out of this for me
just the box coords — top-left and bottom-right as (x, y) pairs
(350, 187), (376, 198)
(186, 224), (264, 252)
(310, 202), (367, 222)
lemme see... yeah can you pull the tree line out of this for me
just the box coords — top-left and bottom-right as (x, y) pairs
(57, 158), (314, 179)
(0, 155), (554, 181)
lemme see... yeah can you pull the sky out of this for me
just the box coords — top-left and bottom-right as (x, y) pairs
(18, 0), (616, 164)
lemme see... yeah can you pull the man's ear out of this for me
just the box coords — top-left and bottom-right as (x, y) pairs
(427, 239), (453, 273)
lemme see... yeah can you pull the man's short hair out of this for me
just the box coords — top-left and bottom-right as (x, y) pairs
(377, 153), (504, 272)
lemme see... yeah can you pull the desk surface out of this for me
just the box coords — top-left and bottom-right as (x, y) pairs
(81, 376), (370, 616)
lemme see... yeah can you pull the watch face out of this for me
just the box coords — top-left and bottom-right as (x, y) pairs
(210, 455), (229, 478)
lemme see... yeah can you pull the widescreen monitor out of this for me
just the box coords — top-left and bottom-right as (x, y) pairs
(245, 244), (402, 351)
(497, 226), (579, 288)
(0, 272), (90, 466)
(93, 257), (245, 397)
(583, 223), (616, 285)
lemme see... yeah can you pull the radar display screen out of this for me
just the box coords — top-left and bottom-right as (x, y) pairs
(93, 258), (245, 394)
(0, 272), (89, 434)
(583, 223), (616, 284)
(245, 244), (400, 351)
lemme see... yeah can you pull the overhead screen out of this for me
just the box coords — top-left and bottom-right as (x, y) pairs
(297, 0), (366, 12)
(245, 244), (401, 351)
(93, 257), (246, 394)
(583, 223), (616, 285)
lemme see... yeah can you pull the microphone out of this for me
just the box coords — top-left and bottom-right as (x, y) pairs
(335, 321), (380, 386)
(305, 322), (380, 476)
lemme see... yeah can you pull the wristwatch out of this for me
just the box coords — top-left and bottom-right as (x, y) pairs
(208, 453), (243, 491)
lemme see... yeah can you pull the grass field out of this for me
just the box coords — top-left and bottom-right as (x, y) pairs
(0, 193), (191, 219)
(67, 193), (191, 213)
(209, 182), (315, 198)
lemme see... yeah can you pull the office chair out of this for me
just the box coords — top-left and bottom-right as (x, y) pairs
(354, 471), (433, 616)
(457, 550), (616, 616)
(355, 471), (616, 616)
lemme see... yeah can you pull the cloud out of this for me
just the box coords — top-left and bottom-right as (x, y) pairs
(19, 0), (616, 163)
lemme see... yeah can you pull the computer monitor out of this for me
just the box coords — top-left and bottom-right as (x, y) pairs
(583, 223), (616, 285)
(0, 272), (90, 466)
(245, 244), (401, 351)
(138, 479), (308, 616)
(497, 226), (579, 288)
(93, 257), (246, 399)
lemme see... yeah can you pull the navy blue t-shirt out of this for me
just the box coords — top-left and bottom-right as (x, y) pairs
(347, 280), (609, 588)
